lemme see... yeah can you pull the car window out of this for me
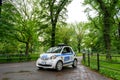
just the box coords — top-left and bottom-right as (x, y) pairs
(46, 47), (62, 53)
(62, 47), (73, 54)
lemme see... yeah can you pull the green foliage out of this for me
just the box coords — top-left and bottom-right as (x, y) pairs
(0, 1), (20, 54)
(1, 0), (120, 62)
(70, 22), (86, 52)
(56, 24), (73, 45)
(76, 53), (82, 56)
(0, 1), (14, 39)
(0, 0), (48, 55)
(100, 69), (120, 80)
(83, 0), (120, 59)
(40, 0), (72, 47)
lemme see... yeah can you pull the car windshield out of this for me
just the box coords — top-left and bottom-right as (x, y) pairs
(46, 47), (62, 53)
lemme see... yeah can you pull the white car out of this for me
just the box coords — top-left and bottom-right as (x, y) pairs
(36, 45), (77, 71)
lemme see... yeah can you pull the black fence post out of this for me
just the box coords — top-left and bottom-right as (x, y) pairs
(7, 55), (10, 62)
(19, 54), (22, 62)
(88, 53), (90, 67)
(97, 53), (100, 71)
(83, 53), (86, 63)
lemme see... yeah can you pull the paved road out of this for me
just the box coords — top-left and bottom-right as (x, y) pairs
(0, 57), (112, 80)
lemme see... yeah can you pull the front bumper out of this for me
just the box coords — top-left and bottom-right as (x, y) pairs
(36, 58), (57, 69)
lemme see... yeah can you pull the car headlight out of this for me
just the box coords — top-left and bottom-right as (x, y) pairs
(50, 55), (57, 59)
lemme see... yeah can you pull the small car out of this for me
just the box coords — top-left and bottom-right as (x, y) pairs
(36, 44), (77, 71)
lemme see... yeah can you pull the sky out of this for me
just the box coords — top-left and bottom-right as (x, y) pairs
(66, 0), (88, 23)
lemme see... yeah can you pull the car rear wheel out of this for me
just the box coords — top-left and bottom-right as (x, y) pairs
(72, 59), (77, 68)
(56, 61), (63, 71)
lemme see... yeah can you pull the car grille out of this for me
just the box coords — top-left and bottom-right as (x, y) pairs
(41, 57), (49, 60)
(38, 64), (52, 67)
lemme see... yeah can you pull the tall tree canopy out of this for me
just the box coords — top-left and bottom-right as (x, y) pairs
(40, 0), (72, 47)
(9, 0), (45, 55)
(84, 0), (120, 59)
(0, 0), (20, 53)
(0, 0), (48, 55)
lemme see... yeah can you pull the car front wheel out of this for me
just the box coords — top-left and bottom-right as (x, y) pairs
(56, 61), (63, 71)
(72, 59), (77, 68)
(38, 67), (42, 70)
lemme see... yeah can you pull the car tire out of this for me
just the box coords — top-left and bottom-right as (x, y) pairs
(56, 61), (63, 71)
(38, 67), (42, 70)
(72, 59), (77, 68)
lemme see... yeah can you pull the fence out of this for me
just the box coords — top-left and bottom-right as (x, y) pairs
(0, 54), (39, 63)
(83, 53), (120, 72)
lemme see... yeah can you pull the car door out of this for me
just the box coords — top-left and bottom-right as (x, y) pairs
(62, 47), (73, 64)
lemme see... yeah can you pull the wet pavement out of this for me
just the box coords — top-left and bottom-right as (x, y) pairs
(0, 57), (112, 80)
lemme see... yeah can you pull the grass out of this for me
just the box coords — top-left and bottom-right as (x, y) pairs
(76, 53), (82, 56)
(82, 54), (120, 80)
(2, 78), (10, 80)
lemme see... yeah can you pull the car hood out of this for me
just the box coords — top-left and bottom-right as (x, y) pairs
(40, 53), (60, 59)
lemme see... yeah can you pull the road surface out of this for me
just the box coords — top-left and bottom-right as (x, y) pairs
(0, 57), (112, 80)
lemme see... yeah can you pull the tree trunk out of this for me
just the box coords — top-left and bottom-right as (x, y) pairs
(0, 0), (2, 18)
(114, 16), (120, 54)
(51, 23), (56, 47)
(77, 39), (81, 53)
(118, 22), (120, 39)
(103, 14), (111, 60)
(96, 0), (114, 60)
(117, 22), (120, 54)
(25, 42), (29, 56)
(25, 37), (31, 55)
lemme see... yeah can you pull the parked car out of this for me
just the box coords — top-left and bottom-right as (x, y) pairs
(36, 44), (77, 71)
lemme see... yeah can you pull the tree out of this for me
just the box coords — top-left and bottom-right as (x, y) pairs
(40, 0), (72, 47)
(0, 0), (21, 54)
(70, 23), (85, 53)
(112, 13), (120, 54)
(1, 0), (19, 37)
(9, 0), (43, 55)
(0, 0), (2, 17)
(84, 0), (119, 59)
(56, 24), (73, 45)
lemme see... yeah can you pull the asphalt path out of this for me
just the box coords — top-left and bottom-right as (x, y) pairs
(0, 57), (112, 80)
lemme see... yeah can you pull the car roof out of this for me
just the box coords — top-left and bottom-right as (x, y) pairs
(57, 44), (68, 47)
(57, 44), (71, 49)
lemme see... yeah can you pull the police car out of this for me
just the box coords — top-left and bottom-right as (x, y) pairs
(36, 44), (77, 71)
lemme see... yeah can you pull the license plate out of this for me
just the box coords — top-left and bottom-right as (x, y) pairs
(41, 61), (46, 64)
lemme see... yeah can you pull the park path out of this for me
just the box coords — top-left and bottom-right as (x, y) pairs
(76, 57), (112, 80)
(0, 57), (112, 80)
